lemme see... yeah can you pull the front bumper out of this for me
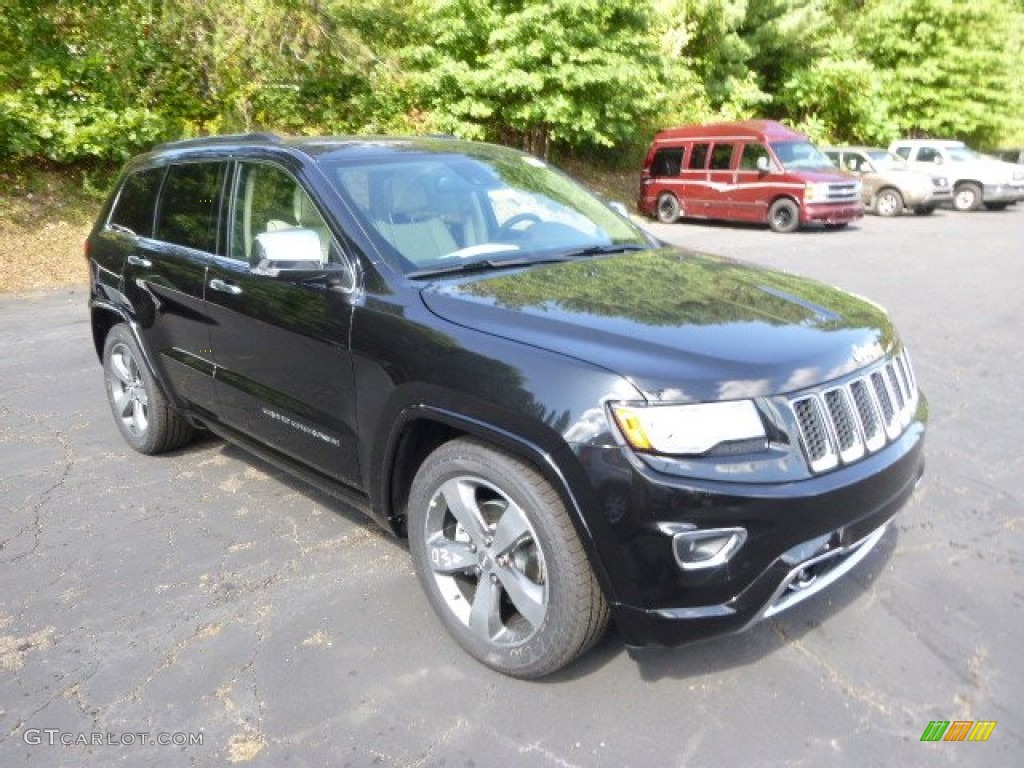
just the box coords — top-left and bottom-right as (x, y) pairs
(802, 201), (863, 225)
(593, 423), (925, 648)
(982, 183), (1024, 203)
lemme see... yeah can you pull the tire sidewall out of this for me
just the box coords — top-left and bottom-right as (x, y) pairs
(102, 325), (162, 453)
(768, 198), (800, 233)
(953, 183), (982, 211)
(407, 441), (585, 678)
(876, 189), (903, 217)
(656, 193), (680, 224)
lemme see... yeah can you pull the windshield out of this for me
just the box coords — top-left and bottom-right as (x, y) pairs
(771, 141), (834, 171)
(866, 150), (907, 169)
(321, 148), (647, 276)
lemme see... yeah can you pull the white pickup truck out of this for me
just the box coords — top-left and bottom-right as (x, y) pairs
(889, 139), (1024, 211)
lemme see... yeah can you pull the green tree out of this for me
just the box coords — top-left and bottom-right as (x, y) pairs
(404, 0), (676, 157)
(853, 0), (1022, 146)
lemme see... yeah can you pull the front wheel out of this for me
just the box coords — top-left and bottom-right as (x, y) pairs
(953, 182), (983, 211)
(407, 438), (609, 678)
(103, 324), (193, 454)
(768, 198), (800, 233)
(874, 188), (904, 217)
(655, 192), (681, 223)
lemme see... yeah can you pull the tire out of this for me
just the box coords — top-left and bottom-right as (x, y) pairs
(102, 324), (193, 454)
(953, 182), (983, 212)
(768, 198), (800, 233)
(913, 205), (936, 216)
(874, 188), (904, 217)
(984, 202), (1009, 211)
(406, 438), (609, 678)
(655, 192), (680, 224)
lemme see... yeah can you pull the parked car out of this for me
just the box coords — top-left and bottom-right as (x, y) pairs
(823, 146), (951, 216)
(639, 120), (863, 232)
(88, 134), (926, 678)
(889, 139), (1024, 211)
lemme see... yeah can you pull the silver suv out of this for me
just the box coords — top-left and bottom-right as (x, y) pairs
(889, 139), (1024, 211)
(824, 146), (950, 216)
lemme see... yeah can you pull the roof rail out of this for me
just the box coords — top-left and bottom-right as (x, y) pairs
(155, 132), (282, 150)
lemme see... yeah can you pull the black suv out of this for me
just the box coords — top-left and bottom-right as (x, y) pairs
(87, 134), (926, 678)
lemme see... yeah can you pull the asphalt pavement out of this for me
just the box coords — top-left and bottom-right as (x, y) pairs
(1, 205), (1021, 766)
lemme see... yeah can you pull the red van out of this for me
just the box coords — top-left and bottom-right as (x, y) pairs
(639, 120), (863, 232)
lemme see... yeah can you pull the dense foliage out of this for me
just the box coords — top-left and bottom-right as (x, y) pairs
(1, 0), (1022, 163)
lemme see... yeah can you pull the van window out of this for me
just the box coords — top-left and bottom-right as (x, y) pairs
(917, 147), (942, 164)
(108, 168), (165, 237)
(155, 163), (227, 253)
(710, 144), (734, 170)
(893, 146), (910, 160)
(650, 148), (683, 177)
(739, 144), (771, 171)
(688, 144), (710, 170)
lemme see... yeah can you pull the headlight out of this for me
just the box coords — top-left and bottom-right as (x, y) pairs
(804, 182), (832, 203)
(609, 400), (767, 455)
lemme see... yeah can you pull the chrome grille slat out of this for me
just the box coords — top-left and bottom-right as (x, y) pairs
(790, 352), (918, 473)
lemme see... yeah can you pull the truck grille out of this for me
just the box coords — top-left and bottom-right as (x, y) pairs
(825, 183), (860, 203)
(789, 351), (918, 473)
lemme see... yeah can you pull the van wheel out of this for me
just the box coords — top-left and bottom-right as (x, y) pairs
(656, 193), (680, 223)
(953, 182), (983, 211)
(406, 438), (609, 678)
(103, 324), (193, 454)
(768, 198), (800, 233)
(874, 188), (904, 217)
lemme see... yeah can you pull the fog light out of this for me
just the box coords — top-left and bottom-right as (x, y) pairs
(672, 527), (747, 570)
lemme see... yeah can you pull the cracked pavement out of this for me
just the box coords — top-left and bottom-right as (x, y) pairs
(1, 208), (1021, 766)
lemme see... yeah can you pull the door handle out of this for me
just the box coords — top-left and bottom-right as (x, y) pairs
(127, 254), (152, 268)
(209, 278), (243, 296)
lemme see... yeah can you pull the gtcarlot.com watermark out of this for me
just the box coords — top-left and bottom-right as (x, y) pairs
(23, 728), (203, 747)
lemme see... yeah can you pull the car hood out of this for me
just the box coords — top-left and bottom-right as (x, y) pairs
(419, 248), (898, 402)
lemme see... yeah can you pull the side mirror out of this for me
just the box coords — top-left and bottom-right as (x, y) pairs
(756, 156), (771, 173)
(253, 228), (324, 271)
(251, 228), (356, 292)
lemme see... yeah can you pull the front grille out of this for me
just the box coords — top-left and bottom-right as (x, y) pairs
(789, 351), (918, 473)
(825, 183), (860, 203)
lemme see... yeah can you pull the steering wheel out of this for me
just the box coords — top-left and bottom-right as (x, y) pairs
(497, 212), (542, 240)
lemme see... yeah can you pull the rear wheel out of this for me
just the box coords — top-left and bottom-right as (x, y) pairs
(102, 324), (193, 454)
(407, 438), (609, 678)
(768, 198), (800, 233)
(953, 182), (983, 211)
(874, 188), (904, 217)
(656, 192), (680, 224)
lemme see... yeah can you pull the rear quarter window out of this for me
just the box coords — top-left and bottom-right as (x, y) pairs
(108, 167), (165, 237)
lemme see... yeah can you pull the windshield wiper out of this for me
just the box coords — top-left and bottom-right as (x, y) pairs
(406, 257), (548, 280)
(556, 243), (648, 259)
(406, 244), (647, 280)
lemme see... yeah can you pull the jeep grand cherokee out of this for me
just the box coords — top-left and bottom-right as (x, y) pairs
(87, 134), (926, 678)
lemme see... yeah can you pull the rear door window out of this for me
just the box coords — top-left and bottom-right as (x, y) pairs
(688, 143), (710, 170)
(650, 148), (683, 177)
(108, 167), (165, 237)
(155, 162), (228, 253)
(709, 143), (735, 170)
